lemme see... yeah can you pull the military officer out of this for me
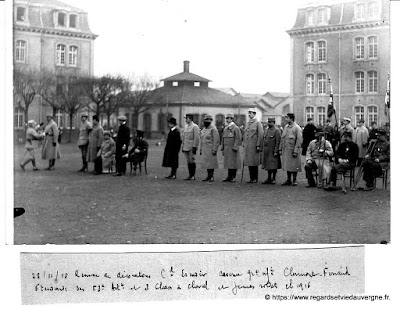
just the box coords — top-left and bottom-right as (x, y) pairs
(221, 114), (242, 182)
(339, 117), (355, 143)
(113, 115), (130, 176)
(243, 108), (263, 183)
(41, 114), (61, 170)
(199, 115), (220, 182)
(261, 117), (281, 184)
(182, 114), (200, 180)
(279, 113), (303, 186)
(77, 114), (92, 172)
(20, 120), (45, 171)
(360, 129), (390, 191)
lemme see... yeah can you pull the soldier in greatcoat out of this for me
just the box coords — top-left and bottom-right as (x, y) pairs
(279, 113), (303, 186)
(261, 117), (281, 184)
(243, 108), (264, 183)
(20, 120), (45, 171)
(221, 114), (242, 182)
(182, 114), (200, 180)
(41, 114), (61, 170)
(77, 114), (92, 172)
(199, 115), (220, 182)
(339, 117), (355, 143)
(353, 119), (369, 166)
(87, 115), (104, 173)
(163, 117), (182, 179)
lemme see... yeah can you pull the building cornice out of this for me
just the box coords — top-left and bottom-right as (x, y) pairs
(287, 21), (389, 36)
(14, 25), (98, 40)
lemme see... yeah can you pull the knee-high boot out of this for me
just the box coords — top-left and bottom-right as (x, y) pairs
(20, 158), (33, 171)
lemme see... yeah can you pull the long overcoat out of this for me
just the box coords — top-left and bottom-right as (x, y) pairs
(279, 122), (302, 172)
(200, 125), (220, 169)
(354, 125), (369, 158)
(97, 138), (116, 169)
(301, 123), (317, 155)
(262, 126), (282, 170)
(243, 119), (263, 166)
(162, 127), (182, 168)
(221, 123), (242, 169)
(87, 124), (104, 162)
(42, 119), (61, 160)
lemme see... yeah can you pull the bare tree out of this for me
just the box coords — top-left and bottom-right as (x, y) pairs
(56, 75), (87, 142)
(80, 75), (124, 118)
(122, 74), (162, 129)
(39, 71), (63, 116)
(13, 65), (43, 128)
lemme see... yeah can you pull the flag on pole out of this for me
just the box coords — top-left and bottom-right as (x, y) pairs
(327, 78), (335, 118)
(385, 73), (390, 116)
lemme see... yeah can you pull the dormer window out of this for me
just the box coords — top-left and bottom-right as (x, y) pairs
(355, 3), (365, 20)
(58, 12), (66, 27)
(172, 82), (178, 86)
(367, 1), (379, 19)
(194, 82), (200, 87)
(16, 7), (26, 22)
(69, 14), (77, 28)
(317, 8), (329, 24)
(306, 10), (314, 26)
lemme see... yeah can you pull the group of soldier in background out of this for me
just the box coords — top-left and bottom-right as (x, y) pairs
(20, 108), (389, 192)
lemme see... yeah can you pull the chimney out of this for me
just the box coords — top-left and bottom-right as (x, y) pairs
(183, 60), (190, 73)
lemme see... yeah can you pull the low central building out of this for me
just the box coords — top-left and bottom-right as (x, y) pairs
(135, 61), (255, 138)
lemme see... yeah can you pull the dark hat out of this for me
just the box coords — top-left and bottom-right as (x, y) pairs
(103, 130), (111, 136)
(92, 115), (99, 121)
(204, 115), (213, 121)
(343, 131), (352, 137)
(185, 114), (193, 120)
(358, 119), (365, 123)
(286, 113), (295, 120)
(376, 129), (387, 136)
(117, 115), (127, 121)
(307, 117), (313, 122)
(168, 117), (177, 125)
(81, 114), (88, 118)
(267, 117), (275, 123)
(136, 130), (144, 138)
(226, 113), (234, 119)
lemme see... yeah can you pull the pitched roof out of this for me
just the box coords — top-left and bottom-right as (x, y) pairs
(23, 0), (85, 13)
(150, 85), (252, 107)
(162, 72), (211, 82)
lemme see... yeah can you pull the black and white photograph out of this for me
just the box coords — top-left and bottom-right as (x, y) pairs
(1, 0), (398, 307)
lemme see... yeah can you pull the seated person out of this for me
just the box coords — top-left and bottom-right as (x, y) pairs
(304, 132), (334, 188)
(94, 131), (116, 174)
(324, 131), (359, 191)
(360, 129), (390, 191)
(122, 130), (149, 174)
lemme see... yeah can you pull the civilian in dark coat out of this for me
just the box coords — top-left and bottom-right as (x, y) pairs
(114, 115), (131, 176)
(163, 117), (182, 179)
(122, 130), (149, 175)
(302, 118), (317, 155)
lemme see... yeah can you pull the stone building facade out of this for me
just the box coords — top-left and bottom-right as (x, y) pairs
(287, 0), (390, 128)
(13, 0), (97, 138)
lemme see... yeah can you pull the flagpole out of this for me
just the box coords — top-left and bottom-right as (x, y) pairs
(328, 76), (339, 151)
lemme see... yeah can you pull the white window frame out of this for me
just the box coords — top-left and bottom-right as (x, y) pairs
(354, 106), (365, 126)
(317, 40), (327, 62)
(367, 105), (378, 127)
(306, 74), (315, 94)
(368, 70), (378, 93)
(317, 106), (326, 127)
(68, 46), (78, 67)
(305, 106), (314, 124)
(55, 109), (64, 128)
(172, 81), (178, 86)
(354, 3), (365, 20)
(194, 82), (200, 87)
(367, 1), (379, 19)
(15, 40), (26, 63)
(317, 8), (329, 25)
(56, 44), (66, 66)
(368, 35), (378, 59)
(317, 73), (327, 94)
(14, 107), (24, 129)
(355, 37), (365, 60)
(355, 71), (365, 93)
(305, 41), (315, 63)
(306, 10), (314, 26)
